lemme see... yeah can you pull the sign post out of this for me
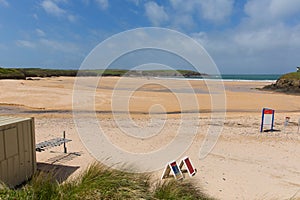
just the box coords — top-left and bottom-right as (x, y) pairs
(260, 108), (275, 132)
(63, 131), (67, 153)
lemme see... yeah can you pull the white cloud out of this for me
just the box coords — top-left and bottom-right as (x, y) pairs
(199, 0), (234, 23)
(269, 0), (300, 18)
(237, 1), (300, 53)
(186, 1), (300, 73)
(165, 0), (234, 30)
(225, 1), (300, 70)
(191, 32), (208, 46)
(172, 14), (195, 30)
(36, 29), (46, 37)
(169, 0), (197, 13)
(144, 1), (169, 26)
(95, 0), (109, 10)
(15, 37), (81, 55)
(41, 0), (66, 16)
(40, 0), (77, 22)
(33, 14), (39, 20)
(16, 40), (36, 48)
(83, 0), (110, 9)
(191, 22), (300, 73)
(234, 24), (300, 52)
(53, 0), (69, 3)
(67, 14), (77, 23)
(244, 0), (300, 26)
(39, 38), (80, 54)
(81, 0), (90, 6)
(127, 0), (140, 6)
(0, 0), (9, 7)
(169, 0), (233, 23)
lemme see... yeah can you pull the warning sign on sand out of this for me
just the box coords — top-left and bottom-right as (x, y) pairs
(161, 160), (184, 180)
(161, 157), (197, 180)
(179, 156), (197, 177)
(260, 108), (275, 132)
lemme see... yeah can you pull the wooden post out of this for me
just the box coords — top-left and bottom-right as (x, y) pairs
(63, 131), (67, 153)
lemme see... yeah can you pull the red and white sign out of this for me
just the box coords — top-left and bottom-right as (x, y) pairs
(260, 108), (275, 132)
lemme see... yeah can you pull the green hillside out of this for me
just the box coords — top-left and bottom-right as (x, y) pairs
(0, 67), (205, 80)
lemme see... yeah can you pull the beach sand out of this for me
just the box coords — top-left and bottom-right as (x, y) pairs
(0, 76), (299, 199)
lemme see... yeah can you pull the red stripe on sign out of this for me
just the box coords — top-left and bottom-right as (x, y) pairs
(264, 109), (273, 114)
(184, 158), (195, 175)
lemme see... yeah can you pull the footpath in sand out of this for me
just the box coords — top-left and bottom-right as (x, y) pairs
(0, 77), (299, 199)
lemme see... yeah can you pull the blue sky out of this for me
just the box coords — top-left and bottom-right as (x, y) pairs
(0, 0), (300, 74)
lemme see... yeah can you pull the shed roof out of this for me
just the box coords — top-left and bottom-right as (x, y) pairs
(0, 116), (32, 127)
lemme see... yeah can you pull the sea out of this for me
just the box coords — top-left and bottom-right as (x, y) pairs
(157, 74), (281, 82)
(205, 74), (281, 82)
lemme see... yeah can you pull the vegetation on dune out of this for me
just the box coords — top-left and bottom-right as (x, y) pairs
(0, 67), (205, 80)
(153, 180), (211, 200)
(0, 163), (213, 200)
(263, 71), (300, 94)
(19, 68), (78, 78)
(0, 68), (26, 79)
(124, 69), (204, 77)
(279, 72), (300, 80)
(0, 68), (78, 79)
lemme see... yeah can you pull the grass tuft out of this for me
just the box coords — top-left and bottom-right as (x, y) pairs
(153, 180), (213, 200)
(0, 162), (213, 200)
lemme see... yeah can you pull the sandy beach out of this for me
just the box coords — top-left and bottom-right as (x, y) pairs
(0, 76), (300, 199)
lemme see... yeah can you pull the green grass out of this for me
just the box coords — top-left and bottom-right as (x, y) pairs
(19, 68), (78, 77)
(0, 68), (25, 79)
(279, 72), (300, 80)
(0, 163), (213, 200)
(153, 180), (210, 200)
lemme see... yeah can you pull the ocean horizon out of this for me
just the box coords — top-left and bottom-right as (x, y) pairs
(210, 74), (280, 82)
(157, 74), (281, 82)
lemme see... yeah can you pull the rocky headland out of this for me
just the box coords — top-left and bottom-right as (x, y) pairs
(263, 72), (300, 94)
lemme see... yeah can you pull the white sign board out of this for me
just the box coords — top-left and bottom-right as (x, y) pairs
(260, 108), (275, 132)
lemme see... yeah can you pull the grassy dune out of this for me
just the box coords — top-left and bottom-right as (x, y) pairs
(0, 67), (204, 79)
(0, 163), (212, 200)
(279, 72), (300, 80)
(263, 71), (300, 93)
(0, 68), (26, 79)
